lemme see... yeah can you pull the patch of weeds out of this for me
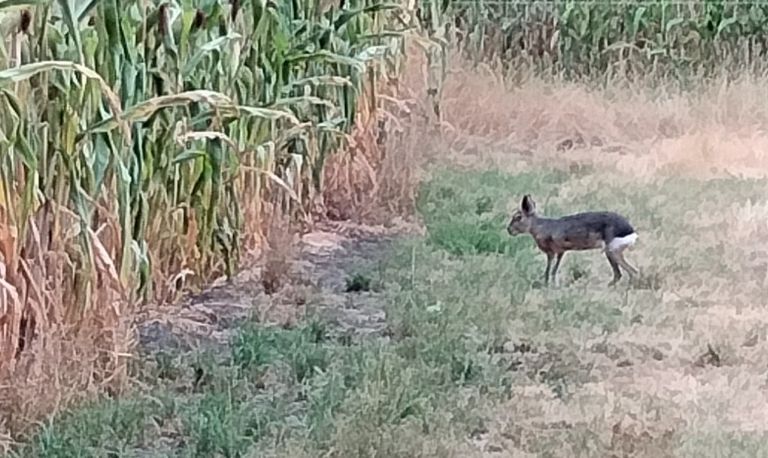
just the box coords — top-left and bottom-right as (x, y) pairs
(20, 302), (504, 458)
(256, 335), (498, 456)
(423, 217), (516, 256)
(631, 267), (665, 290)
(416, 168), (567, 256)
(21, 398), (156, 458)
(147, 391), (183, 433)
(305, 319), (329, 343)
(345, 273), (372, 292)
(523, 291), (626, 333)
(183, 391), (243, 456)
(475, 195), (493, 215)
(381, 244), (532, 347)
(181, 387), (258, 457)
(301, 344), (392, 447)
(329, 351), (439, 428)
(151, 350), (183, 381)
(396, 333), (487, 385)
(231, 326), (282, 371)
(305, 365), (352, 445)
(261, 211), (296, 295)
(232, 321), (333, 383)
(568, 262), (591, 283)
(676, 430), (768, 458)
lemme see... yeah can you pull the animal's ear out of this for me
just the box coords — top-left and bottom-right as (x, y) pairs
(521, 195), (536, 215)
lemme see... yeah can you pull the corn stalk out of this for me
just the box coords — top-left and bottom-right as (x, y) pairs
(422, 0), (768, 83)
(0, 0), (408, 376)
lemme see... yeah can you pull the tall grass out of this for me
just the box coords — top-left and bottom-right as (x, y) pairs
(0, 0), (413, 437)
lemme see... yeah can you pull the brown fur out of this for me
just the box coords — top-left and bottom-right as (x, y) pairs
(507, 195), (639, 286)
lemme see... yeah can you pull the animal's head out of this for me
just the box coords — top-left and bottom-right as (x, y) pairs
(507, 194), (537, 236)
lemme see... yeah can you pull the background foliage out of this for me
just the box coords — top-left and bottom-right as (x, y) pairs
(418, 0), (768, 84)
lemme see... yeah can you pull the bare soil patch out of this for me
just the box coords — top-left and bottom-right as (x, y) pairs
(134, 219), (421, 360)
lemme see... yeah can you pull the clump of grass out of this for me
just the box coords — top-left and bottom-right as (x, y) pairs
(345, 273), (372, 292)
(677, 431), (768, 457)
(233, 320), (332, 384)
(18, 398), (154, 457)
(415, 168), (570, 256)
(261, 212), (296, 295)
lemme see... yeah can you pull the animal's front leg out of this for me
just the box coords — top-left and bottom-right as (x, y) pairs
(544, 252), (553, 286)
(551, 252), (565, 287)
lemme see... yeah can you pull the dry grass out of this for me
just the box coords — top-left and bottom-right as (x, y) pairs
(321, 56), (428, 226)
(323, 49), (768, 453)
(407, 159), (768, 456)
(260, 209), (298, 296)
(0, 317), (133, 445)
(398, 49), (768, 456)
(432, 52), (768, 181)
(0, 201), (132, 443)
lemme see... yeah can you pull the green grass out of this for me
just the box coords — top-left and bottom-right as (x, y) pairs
(677, 431), (768, 458)
(416, 168), (571, 256)
(14, 166), (768, 457)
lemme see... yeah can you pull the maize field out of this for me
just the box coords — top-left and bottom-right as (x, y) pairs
(0, 0), (408, 373)
(420, 0), (768, 82)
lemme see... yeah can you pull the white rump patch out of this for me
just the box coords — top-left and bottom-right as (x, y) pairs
(607, 232), (638, 252)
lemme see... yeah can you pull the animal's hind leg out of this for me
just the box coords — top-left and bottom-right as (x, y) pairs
(605, 251), (622, 286)
(616, 250), (639, 277)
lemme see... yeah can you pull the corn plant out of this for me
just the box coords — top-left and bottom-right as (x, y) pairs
(424, 0), (768, 82)
(0, 0), (406, 377)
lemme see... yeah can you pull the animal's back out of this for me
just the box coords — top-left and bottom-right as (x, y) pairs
(556, 211), (636, 239)
(532, 211), (636, 252)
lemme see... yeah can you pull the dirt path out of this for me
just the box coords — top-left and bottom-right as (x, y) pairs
(134, 220), (417, 360)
